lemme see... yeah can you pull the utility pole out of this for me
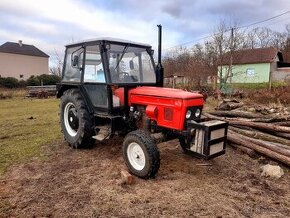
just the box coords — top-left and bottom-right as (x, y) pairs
(229, 27), (234, 84)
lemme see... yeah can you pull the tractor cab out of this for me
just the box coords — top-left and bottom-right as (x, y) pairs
(57, 38), (160, 116)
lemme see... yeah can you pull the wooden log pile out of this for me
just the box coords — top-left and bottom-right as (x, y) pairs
(204, 99), (290, 166)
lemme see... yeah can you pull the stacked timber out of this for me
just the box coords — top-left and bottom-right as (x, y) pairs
(204, 99), (290, 166)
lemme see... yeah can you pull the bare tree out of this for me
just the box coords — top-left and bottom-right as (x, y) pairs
(245, 30), (258, 49)
(281, 23), (290, 62)
(49, 50), (63, 77)
(164, 19), (290, 91)
(270, 31), (287, 50)
(213, 20), (245, 86)
(252, 27), (273, 48)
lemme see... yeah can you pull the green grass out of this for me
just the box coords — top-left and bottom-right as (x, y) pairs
(0, 97), (62, 175)
(225, 81), (288, 90)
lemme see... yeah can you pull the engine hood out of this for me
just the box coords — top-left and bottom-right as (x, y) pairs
(129, 86), (203, 100)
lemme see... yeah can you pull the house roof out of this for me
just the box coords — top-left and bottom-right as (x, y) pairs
(221, 47), (282, 65)
(0, 42), (49, 58)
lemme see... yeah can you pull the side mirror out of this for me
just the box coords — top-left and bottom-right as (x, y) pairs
(129, 60), (134, 70)
(72, 55), (79, 67)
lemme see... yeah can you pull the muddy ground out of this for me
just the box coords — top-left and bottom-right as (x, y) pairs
(0, 138), (289, 217)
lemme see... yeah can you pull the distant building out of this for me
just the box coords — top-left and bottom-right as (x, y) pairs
(164, 74), (187, 88)
(218, 47), (290, 83)
(0, 41), (49, 80)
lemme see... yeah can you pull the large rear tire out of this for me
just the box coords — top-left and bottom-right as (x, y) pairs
(60, 89), (95, 148)
(123, 130), (160, 179)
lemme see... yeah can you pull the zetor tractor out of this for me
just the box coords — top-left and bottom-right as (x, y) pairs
(57, 25), (228, 179)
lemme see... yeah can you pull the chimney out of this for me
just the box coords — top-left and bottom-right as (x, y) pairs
(18, 40), (23, 47)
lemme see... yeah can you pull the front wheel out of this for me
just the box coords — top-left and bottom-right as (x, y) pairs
(123, 130), (160, 179)
(179, 136), (190, 152)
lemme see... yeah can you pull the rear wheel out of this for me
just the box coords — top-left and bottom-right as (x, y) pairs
(60, 89), (95, 148)
(123, 130), (160, 179)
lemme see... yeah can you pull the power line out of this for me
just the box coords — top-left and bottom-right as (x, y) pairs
(163, 11), (290, 51)
(164, 34), (212, 51)
(263, 14), (290, 28)
(239, 10), (290, 29)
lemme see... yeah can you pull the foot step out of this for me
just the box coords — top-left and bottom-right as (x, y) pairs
(92, 126), (111, 141)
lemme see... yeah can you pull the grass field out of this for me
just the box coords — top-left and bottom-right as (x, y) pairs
(0, 97), (61, 175)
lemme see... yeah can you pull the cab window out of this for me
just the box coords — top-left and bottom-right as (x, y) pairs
(84, 45), (105, 83)
(62, 46), (83, 82)
(108, 44), (156, 84)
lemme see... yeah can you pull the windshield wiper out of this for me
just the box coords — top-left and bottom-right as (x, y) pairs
(115, 44), (128, 70)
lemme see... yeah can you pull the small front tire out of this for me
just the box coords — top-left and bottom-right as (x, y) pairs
(123, 130), (160, 179)
(179, 136), (190, 153)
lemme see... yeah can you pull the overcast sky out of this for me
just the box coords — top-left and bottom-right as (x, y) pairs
(0, 0), (290, 66)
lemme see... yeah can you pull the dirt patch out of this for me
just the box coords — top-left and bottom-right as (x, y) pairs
(1, 138), (289, 217)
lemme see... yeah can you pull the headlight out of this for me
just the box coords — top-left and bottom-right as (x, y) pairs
(195, 108), (201, 117)
(186, 110), (192, 119)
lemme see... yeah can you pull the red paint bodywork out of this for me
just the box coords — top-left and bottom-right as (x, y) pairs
(127, 87), (204, 131)
(114, 87), (125, 105)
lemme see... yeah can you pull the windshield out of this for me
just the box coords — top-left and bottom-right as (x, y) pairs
(107, 44), (156, 84)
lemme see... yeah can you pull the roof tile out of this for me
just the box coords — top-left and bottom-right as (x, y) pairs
(222, 47), (280, 65)
(0, 42), (49, 58)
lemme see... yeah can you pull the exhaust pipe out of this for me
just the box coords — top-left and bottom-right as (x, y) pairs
(157, 25), (162, 66)
(156, 24), (164, 87)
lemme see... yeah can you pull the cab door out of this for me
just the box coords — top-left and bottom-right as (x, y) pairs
(82, 44), (109, 112)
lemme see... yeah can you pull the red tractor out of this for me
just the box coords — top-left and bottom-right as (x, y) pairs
(57, 25), (228, 179)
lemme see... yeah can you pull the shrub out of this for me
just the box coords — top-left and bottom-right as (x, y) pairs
(38, 74), (61, 85)
(247, 86), (290, 105)
(0, 74), (61, 88)
(0, 77), (19, 88)
(18, 80), (27, 87)
(26, 74), (61, 86)
(26, 76), (40, 86)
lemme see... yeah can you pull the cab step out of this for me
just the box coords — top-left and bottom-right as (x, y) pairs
(93, 126), (111, 141)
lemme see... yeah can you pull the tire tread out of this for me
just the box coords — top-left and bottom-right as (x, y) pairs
(60, 88), (95, 149)
(123, 130), (160, 179)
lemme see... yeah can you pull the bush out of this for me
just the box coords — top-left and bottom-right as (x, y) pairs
(247, 86), (290, 105)
(26, 76), (40, 86)
(18, 80), (27, 87)
(38, 74), (60, 85)
(0, 74), (61, 88)
(0, 77), (19, 88)
(26, 74), (61, 86)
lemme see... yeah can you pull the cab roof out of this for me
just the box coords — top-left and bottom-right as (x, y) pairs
(66, 37), (152, 48)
